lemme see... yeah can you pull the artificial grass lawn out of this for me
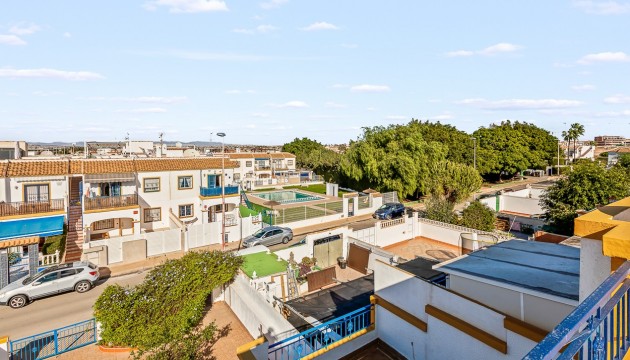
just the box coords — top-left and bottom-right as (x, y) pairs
(239, 205), (260, 217)
(241, 252), (288, 278)
(282, 184), (348, 197)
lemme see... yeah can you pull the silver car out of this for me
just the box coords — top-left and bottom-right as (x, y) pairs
(0, 261), (100, 309)
(242, 226), (293, 248)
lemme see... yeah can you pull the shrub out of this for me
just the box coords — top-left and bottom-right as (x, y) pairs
(94, 251), (243, 358)
(8, 252), (21, 266)
(461, 201), (496, 232)
(424, 196), (456, 224)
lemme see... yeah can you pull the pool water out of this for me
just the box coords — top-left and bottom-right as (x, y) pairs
(252, 190), (322, 204)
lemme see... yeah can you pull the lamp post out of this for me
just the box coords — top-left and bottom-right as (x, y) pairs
(217, 132), (226, 250)
(471, 137), (477, 170)
(557, 138), (560, 176)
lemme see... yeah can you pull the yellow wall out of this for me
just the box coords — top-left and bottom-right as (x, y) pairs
(574, 197), (630, 261)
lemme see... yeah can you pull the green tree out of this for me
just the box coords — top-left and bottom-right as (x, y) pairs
(427, 161), (482, 203)
(94, 251), (243, 359)
(424, 196), (457, 224)
(408, 119), (475, 165)
(340, 123), (447, 198)
(282, 137), (341, 182)
(617, 153), (630, 170)
(461, 201), (496, 231)
(540, 161), (630, 235)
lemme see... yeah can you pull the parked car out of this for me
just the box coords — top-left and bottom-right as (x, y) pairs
(0, 261), (100, 309)
(242, 226), (293, 248)
(373, 202), (405, 220)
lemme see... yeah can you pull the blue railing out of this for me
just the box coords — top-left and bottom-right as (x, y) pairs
(10, 318), (97, 359)
(524, 261), (630, 360)
(200, 185), (239, 197)
(268, 305), (372, 360)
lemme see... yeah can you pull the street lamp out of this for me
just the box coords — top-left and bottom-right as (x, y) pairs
(217, 132), (226, 250)
(471, 137), (477, 170)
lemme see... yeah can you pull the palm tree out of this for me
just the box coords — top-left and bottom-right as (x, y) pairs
(562, 130), (571, 164)
(569, 123), (585, 162)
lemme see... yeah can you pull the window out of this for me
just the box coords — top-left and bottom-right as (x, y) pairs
(36, 272), (58, 284)
(178, 176), (193, 190)
(179, 204), (193, 218)
(24, 184), (49, 202)
(143, 178), (160, 192)
(59, 269), (77, 278)
(287, 160), (294, 166)
(144, 208), (161, 223)
(93, 182), (121, 197)
(233, 173), (241, 181)
(93, 219), (115, 231)
(245, 161), (252, 167)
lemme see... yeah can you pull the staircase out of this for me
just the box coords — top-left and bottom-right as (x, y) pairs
(64, 177), (84, 263)
(287, 265), (299, 300)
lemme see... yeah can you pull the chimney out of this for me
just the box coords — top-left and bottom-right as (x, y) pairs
(14, 141), (21, 159)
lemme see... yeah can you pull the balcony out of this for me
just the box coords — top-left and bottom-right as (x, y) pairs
(255, 165), (271, 171)
(0, 199), (65, 217)
(200, 186), (239, 197)
(83, 194), (138, 211)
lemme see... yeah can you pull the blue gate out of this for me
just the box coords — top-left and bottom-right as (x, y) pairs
(9, 319), (97, 360)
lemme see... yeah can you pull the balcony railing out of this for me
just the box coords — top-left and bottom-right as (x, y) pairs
(200, 186), (239, 197)
(0, 199), (65, 217)
(83, 194), (138, 211)
(255, 165), (271, 171)
(268, 304), (372, 359)
(524, 260), (630, 360)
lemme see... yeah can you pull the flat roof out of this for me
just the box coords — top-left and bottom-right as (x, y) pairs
(396, 257), (445, 282)
(285, 274), (373, 331)
(435, 240), (580, 301)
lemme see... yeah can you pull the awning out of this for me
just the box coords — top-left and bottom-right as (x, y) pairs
(85, 173), (135, 183)
(0, 215), (65, 241)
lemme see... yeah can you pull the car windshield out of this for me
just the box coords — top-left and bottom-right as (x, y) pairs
(379, 205), (390, 210)
(252, 229), (267, 238)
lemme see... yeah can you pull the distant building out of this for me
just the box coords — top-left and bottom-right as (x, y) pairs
(0, 141), (27, 160)
(594, 135), (626, 146)
(607, 146), (630, 166)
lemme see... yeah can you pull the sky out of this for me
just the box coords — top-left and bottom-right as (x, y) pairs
(1, 0), (630, 145)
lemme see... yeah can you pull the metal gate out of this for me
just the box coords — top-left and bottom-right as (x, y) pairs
(10, 319), (97, 360)
(313, 235), (343, 268)
(352, 228), (376, 245)
(306, 266), (336, 292)
(382, 191), (399, 204)
(348, 243), (370, 274)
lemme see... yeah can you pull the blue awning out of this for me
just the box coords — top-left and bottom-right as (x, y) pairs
(0, 215), (65, 241)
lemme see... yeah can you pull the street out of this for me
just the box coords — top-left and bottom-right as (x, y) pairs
(0, 271), (146, 339)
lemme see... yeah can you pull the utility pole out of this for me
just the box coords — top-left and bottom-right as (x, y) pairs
(217, 132), (226, 250)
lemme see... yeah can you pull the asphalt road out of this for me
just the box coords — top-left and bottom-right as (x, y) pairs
(0, 271), (146, 339)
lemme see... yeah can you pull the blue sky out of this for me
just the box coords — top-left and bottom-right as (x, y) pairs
(1, 0), (630, 145)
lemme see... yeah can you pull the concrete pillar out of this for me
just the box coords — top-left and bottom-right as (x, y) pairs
(0, 249), (8, 289)
(580, 238), (611, 302)
(342, 196), (349, 217)
(28, 244), (38, 276)
(0, 335), (9, 360)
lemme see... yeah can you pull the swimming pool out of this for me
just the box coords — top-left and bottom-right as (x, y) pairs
(251, 190), (323, 204)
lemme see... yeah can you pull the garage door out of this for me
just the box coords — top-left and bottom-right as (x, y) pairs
(348, 243), (370, 274)
(313, 235), (343, 268)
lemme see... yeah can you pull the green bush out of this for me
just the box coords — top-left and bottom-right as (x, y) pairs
(94, 251), (243, 359)
(461, 201), (496, 232)
(424, 196), (456, 224)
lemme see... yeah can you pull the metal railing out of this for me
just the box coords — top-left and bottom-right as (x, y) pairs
(266, 200), (343, 225)
(417, 216), (511, 241)
(10, 318), (97, 359)
(524, 261), (630, 360)
(268, 305), (372, 359)
(83, 193), (138, 211)
(255, 165), (271, 171)
(0, 199), (65, 217)
(200, 185), (239, 197)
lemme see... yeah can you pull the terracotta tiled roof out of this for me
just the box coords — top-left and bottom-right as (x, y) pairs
(5, 160), (70, 177)
(70, 159), (135, 174)
(0, 161), (7, 177)
(228, 152), (296, 159)
(133, 158), (238, 172)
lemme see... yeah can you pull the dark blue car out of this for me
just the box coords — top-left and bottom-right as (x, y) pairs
(373, 202), (405, 220)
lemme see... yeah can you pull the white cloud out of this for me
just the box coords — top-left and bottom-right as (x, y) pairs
(325, 101), (346, 108)
(572, 84), (596, 91)
(445, 43), (522, 57)
(301, 22), (339, 31)
(578, 51), (630, 64)
(260, 0), (288, 9)
(234, 24), (277, 34)
(63, 32), (72, 38)
(86, 96), (186, 103)
(225, 89), (256, 94)
(0, 68), (104, 80)
(143, 0), (228, 13)
(573, 0), (630, 14)
(604, 94), (630, 104)
(274, 100), (309, 108)
(350, 84), (391, 93)
(9, 23), (41, 35)
(0, 34), (26, 46)
(594, 110), (630, 117)
(158, 50), (269, 61)
(118, 107), (168, 113)
(458, 98), (582, 110)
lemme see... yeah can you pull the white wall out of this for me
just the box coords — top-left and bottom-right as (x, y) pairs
(225, 275), (297, 343)
(5, 176), (68, 203)
(501, 195), (544, 215)
(88, 228), (181, 264)
(579, 238), (611, 302)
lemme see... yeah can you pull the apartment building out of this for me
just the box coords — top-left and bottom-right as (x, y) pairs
(226, 152), (300, 190)
(594, 135), (626, 146)
(0, 157), (240, 267)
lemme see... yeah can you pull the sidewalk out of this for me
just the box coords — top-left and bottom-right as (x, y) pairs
(104, 214), (374, 278)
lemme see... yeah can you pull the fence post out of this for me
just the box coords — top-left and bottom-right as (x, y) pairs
(54, 329), (59, 355)
(0, 336), (9, 360)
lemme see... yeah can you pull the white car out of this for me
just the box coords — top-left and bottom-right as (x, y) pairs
(0, 261), (100, 309)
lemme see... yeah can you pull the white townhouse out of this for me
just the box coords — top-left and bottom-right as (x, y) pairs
(226, 152), (298, 190)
